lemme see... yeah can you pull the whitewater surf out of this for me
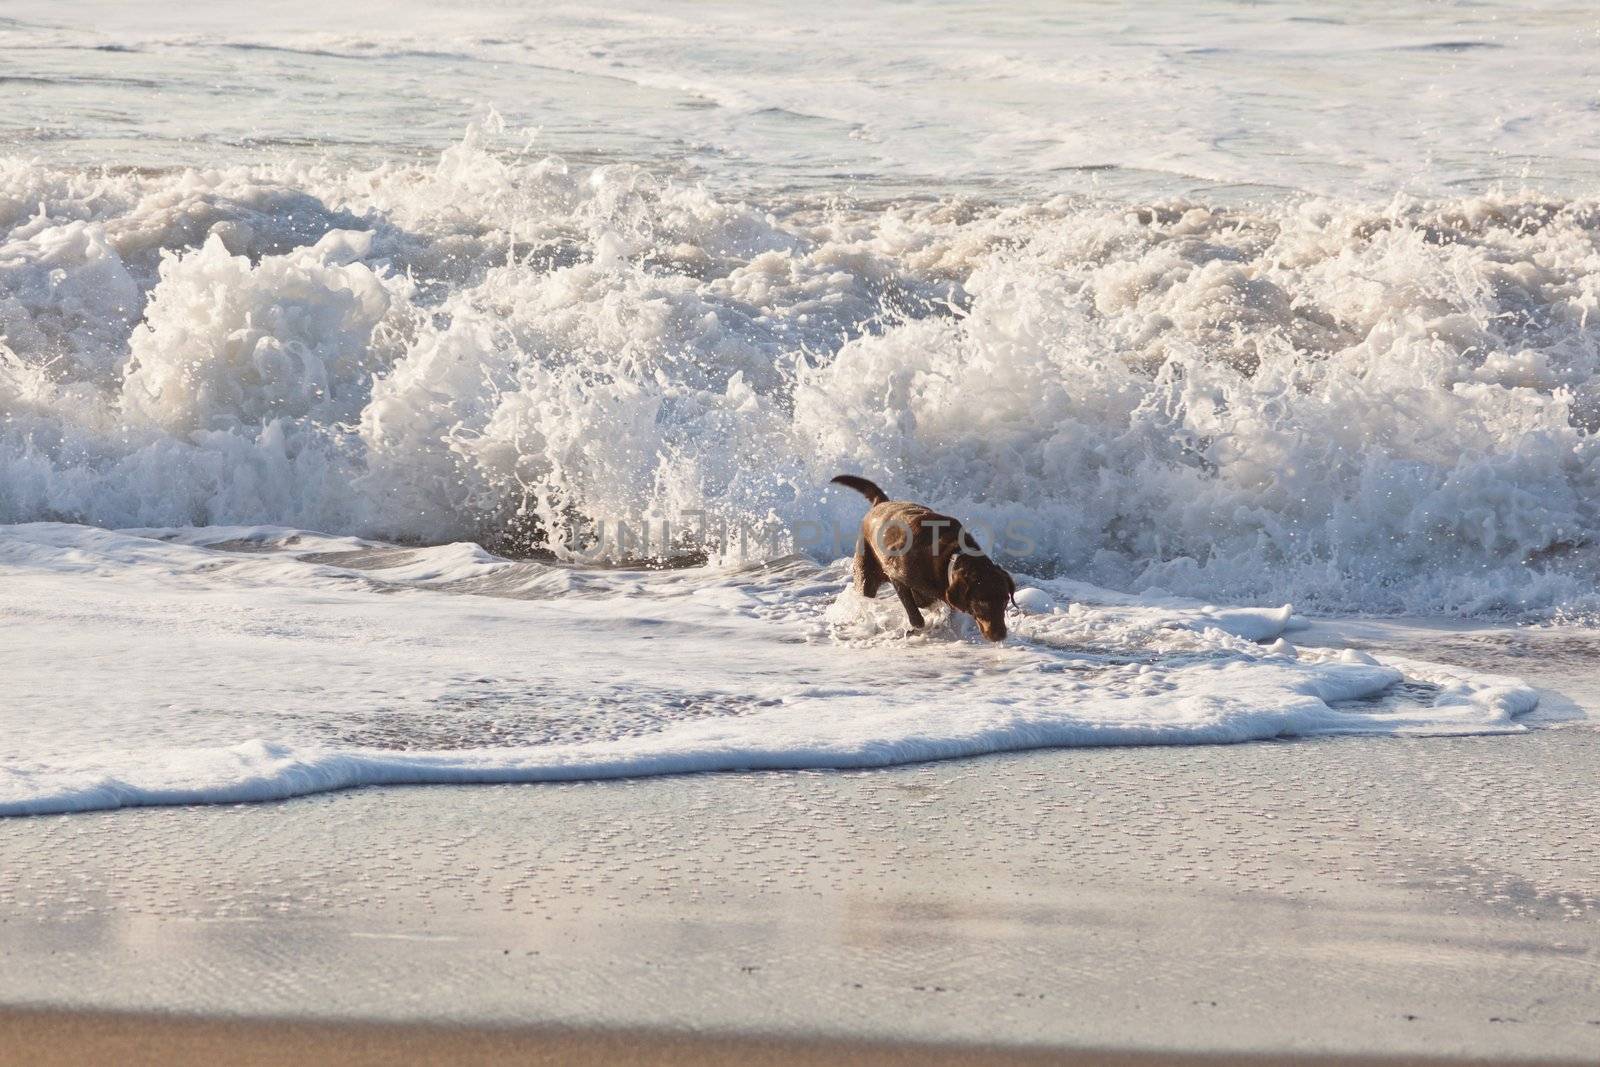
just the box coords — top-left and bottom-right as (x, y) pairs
(0, 523), (1537, 816)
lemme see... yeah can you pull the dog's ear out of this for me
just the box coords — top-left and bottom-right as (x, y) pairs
(1005, 570), (1017, 607)
(944, 555), (972, 610)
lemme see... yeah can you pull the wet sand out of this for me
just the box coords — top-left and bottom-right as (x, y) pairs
(3, 622), (1599, 1062)
(3, 730), (1599, 1061)
(6, 1006), (1585, 1067)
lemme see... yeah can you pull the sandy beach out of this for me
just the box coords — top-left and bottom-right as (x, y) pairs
(6, 1009), (1587, 1067)
(4, 631), (1598, 1063)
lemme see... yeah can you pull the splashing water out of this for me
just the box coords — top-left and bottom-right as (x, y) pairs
(5, 121), (1600, 614)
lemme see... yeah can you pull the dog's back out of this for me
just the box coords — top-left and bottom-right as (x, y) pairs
(858, 500), (964, 599)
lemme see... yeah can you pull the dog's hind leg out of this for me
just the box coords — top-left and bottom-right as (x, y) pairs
(891, 581), (926, 629)
(854, 537), (886, 598)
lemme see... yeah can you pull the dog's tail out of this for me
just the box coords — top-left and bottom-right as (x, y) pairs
(830, 474), (889, 505)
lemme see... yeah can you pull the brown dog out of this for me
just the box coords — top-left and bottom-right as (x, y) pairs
(832, 475), (1016, 641)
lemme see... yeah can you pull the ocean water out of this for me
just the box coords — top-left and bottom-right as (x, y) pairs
(0, 524), (1536, 815)
(1, 1), (1594, 812)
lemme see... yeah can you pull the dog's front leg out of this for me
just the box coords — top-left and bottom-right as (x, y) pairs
(891, 582), (926, 629)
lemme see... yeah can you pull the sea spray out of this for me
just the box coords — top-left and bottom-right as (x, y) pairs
(4, 132), (1600, 614)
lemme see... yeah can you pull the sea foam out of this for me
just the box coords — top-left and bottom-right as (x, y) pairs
(5, 129), (1600, 614)
(0, 525), (1538, 816)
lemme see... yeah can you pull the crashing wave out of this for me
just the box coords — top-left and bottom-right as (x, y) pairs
(4, 125), (1600, 614)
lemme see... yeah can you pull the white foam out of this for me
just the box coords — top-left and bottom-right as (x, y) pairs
(123, 233), (405, 435)
(0, 524), (1537, 816)
(1011, 587), (1055, 615)
(5, 130), (1600, 614)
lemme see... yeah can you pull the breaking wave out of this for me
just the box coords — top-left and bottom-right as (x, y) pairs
(5, 122), (1600, 614)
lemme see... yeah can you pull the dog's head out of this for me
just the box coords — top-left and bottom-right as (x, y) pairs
(947, 553), (1015, 642)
